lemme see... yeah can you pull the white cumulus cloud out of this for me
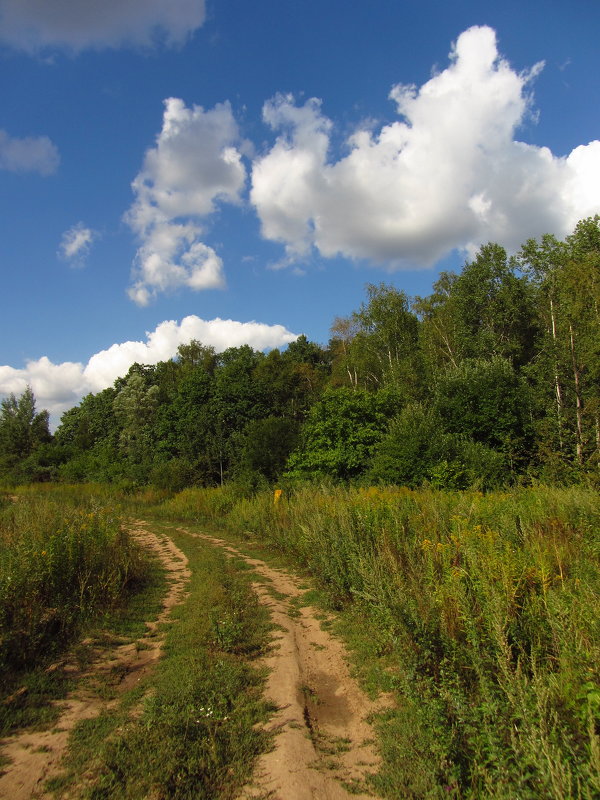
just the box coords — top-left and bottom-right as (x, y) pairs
(0, 0), (205, 53)
(58, 223), (97, 265)
(126, 98), (248, 305)
(0, 316), (298, 422)
(0, 129), (59, 175)
(250, 25), (600, 268)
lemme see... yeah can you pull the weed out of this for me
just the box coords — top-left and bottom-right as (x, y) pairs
(0, 489), (163, 736)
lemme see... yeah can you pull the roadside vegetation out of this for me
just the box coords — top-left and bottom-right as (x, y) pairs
(3, 482), (597, 796)
(146, 484), (600, 799)
(0, 487), (156, 735)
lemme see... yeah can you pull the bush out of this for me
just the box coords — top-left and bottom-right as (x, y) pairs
(149, 458), (196, 492)
(368, 404), (506, 490)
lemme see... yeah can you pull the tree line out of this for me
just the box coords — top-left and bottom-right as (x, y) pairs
(2, 217), (599, 490)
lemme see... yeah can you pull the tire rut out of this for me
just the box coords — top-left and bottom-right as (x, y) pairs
(177, 527), (387, 800)
(0, 522), (190, 800)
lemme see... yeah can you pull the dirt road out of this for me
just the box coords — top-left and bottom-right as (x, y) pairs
(0, 523), (190, 800)
(179, 528), (386, 800)
(1, 523), (385, 799)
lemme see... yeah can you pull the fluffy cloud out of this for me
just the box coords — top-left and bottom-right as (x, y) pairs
(251, 26), (600, 267)
(0, 129), (59, 175)
(58, 223), (97, 265)
(0, 316), (298, 422)
(126, 98), (247, 305)
(0, 0), (205, 53)
(0, 358), (85, 409)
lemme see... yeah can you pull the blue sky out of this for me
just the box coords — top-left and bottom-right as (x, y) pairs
(1, 0), (599, 421)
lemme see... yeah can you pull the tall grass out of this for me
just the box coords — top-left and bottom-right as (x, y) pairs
(153, 484), (242, 524)
(0, 489), (149, 676)
(154, 484), (600, 799)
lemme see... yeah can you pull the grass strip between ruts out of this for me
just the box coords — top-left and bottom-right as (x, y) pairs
(46, 522), (275, 800)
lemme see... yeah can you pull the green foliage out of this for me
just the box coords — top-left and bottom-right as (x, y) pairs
(451, 243), (539, 366)
(237, 416), (299, 484)
(0, 387), (51, 480)
(153, 365), (216, 482)
(57, 441), (124, 484)
(113, 370), (160, 466)
(55, 388), (118, 452)
(213, 346), (269, 433)
(285, 386), (397, 481)
(368, 403), (506, 489)
(434, 357), (534, 473)
(518, 217), (600, 474)
(149, 458), (197, 492)
(368, 403), (443, 487)
(331, 283), (421, 393)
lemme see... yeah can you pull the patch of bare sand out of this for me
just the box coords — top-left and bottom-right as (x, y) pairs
(178, 528), (390, 800)
(0, 522), (190, 800)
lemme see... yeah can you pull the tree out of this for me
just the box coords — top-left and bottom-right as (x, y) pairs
(433, 357), (534, 474)
(414, 271), (461, 373)
(285, 387), (398, 481)
(175, 340), (217, 374)
(519, 217), (600, 474)
(451, 243), (538, 367)
(213, 346), (268, 431)
(518, 232), (568, 462)
(113, 370), (160, 470)
(0, 387), (51, 478)
(252, 339), (329, 421)
(330, 284), (421, 394)
(563, 217), (600, 468)
(154, 363), (216, 484)
(368, 403), (505, 490)
(368, 404), (443, 487)
(55, 387), (119, 451)
(237, 417), (300, 484)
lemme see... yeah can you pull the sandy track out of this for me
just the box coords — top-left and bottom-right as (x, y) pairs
(0, 522), (190, 800)
(178, 527), (387, 800)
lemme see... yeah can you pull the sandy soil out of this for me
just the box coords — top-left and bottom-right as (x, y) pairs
(179, 528), (388, 800)
(0, 522), (190, 800)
